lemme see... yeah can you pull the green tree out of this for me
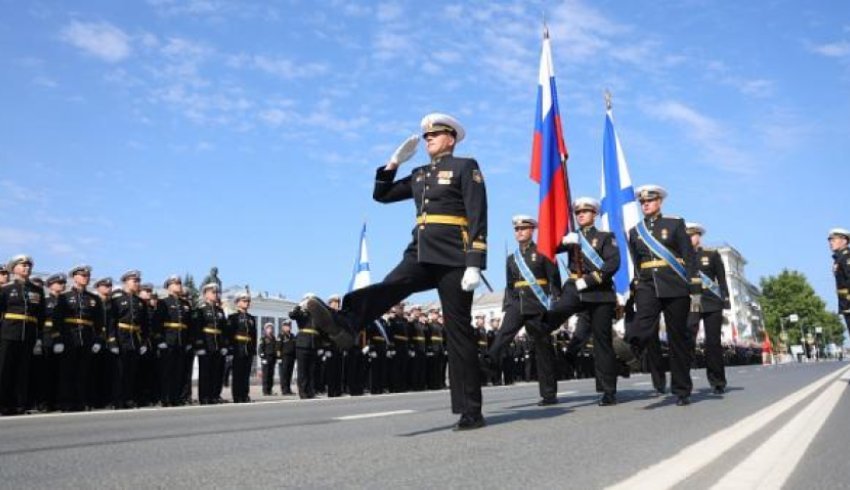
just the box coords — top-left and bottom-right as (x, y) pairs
(760, 269), (846, 347)
(183, 273), (200, 306)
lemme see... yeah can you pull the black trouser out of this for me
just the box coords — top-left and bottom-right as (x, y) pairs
(539, 284), (618, 396)
(261, 358), (276, 394)
(690, 310), (726, 389)
(136, 350), (157, 405)
(91, 351), (113, 408)
(160, 346), (185, 405)
(279, 355), (295, 394)
(296, 348), (316, 398)
(343, 259), (480, 416)
(61, 346), (92, 410)
(388, 350), (408, 393)
(181, 350), (195, 403)
(408, 348), (427, 391)
(426, 351), (443, 390)
(488, 306), (557, 399)
(113, 350), (139, 407)
(324, 351), (343, 397)
(231, 355), (252, 401)
(344, 347), (365, 396)
(198, 351), (224, 403)
(369, 351), (387, 394)
(0, 339), (35, 413)
(629, 289), (692, 397)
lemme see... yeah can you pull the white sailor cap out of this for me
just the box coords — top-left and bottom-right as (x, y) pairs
(573, 197), (601, 213)
(120, 270), (141, 282)
(7, 254), (33, 271)
(511, 214), (537, 227)
(828, 228), (850, 240)
(201, 282), (220, 293)
(421, 113), (465, 142)
(235, 291), (251, 302)
(94, 277), (113, 288)
(328, 293), (341, 302)
(302, 292), (317, 301)
(635, 185), (668, 201)
(685, 222), (706, 236)
(69, 264), (92, 277)
(163, 274), (182, 288)
(46, 273), (67, 286)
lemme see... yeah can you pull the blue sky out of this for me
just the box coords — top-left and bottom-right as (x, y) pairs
(1, 0), (849, 310)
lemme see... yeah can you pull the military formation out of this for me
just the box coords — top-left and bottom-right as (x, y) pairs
(2, 112), (847, 433)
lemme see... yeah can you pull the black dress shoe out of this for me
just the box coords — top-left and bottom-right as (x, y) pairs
(676, 396), (691, 406)
(712, 386), (725, 395)
(453, 414), (486, 431)
(303, 298), (354, 350)
(537, 397), (558, 406)
(598, 394), (617, 406)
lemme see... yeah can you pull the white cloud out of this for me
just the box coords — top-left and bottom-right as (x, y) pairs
(248, 54), (328, 80)
(376, 2), (403, 22)
(33, 76), (58, 88)
(808, 40), (850, 58)
(60, 20), (131, 63)
(0, 227), (42, 249)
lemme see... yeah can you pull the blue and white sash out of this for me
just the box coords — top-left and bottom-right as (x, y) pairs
(699, 271), (723, 298)
(577, 232), (604, 270)
(513, 249), (550, 309)
(635, 220), (688, 283)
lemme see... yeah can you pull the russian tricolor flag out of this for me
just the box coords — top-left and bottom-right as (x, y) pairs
(530, 27), (572, 261)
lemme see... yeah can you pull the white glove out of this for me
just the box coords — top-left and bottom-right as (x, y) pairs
(220, 348), (228, 356)
(185, 345), (193, 352)
(575, 278), (588, 291)
(317, 349), (325, 356)
(387, 350), (395, 358)
(461, 267), (481, 292)
(110, 347), (120, 355)
(91, 343), (102, 354)
(196, 349), (207, 356)
(33, 340), (43, 356)
(690, 294), (703, 313)
(562, 232), (579, 246)
(389, 134), (419, 165)
(324, 351), (333, 359)
(261, 359), (268, 365)
(369, 351), (378, 359)
(361, 346), (370, 355)
(53, 343), (65, 354)
(158, 342), (168, 350)
(226, 355), (233, 362)
(409, 351), (416, 358)
(139, 346), (148, 355)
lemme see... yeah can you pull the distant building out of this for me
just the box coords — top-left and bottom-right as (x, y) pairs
(716, 245), (765, 345)
(472, 291), (504, 321)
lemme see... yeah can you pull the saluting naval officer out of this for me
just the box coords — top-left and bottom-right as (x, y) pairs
(627, 185), (700, 406)
(531, 198), (621, 405)
(685, 223), (730, 395)
(303, 113), (489, 430)
(829, 228), (850, 337)
(483, 215), (562, 405)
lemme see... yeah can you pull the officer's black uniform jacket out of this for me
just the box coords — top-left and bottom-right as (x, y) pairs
(192, 301), (227, 352)
(408, 320), (428, 354)
(427, 321), (445, 355)
(695, 247), (730, 313)
(386, 316), (409, 352)
(627, 214), (700, 298)
(556, 226), (620, 303)
(366, 320), (388, 354)
(58, 287), (104, 348)
(259, 334), (277, 360)
(156, 294), (193, 347)
(42, 292), (63, 348)
(276, 332), (295, 357)
(0, 280), (45, 342)
(227, 311), (257, 358)
(503, 241), (562, 315)
(833, 246), (850, 313)
(295, 329), (319, 350)
(373, 153), (488, 269)
(108, 290), (148, 351)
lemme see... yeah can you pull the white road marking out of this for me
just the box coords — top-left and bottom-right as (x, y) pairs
(334, 410), (415, 421)
(606, 364), (850, 490)
(841, 369), (850, 381)
(712, 378), (845, 489)
(556, 390), (578, 396)
(632, 381), (652, 387)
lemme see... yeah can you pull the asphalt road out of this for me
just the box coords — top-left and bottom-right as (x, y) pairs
(1, 361), (848, 489)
